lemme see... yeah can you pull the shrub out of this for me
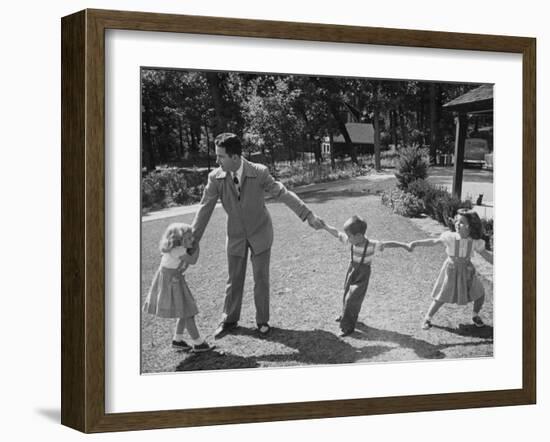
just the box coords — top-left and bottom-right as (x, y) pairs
(481, 218), (494, 251)
(141, 168), (207, 209)
(406, 179), (472, 226)
(429, 192), (472, 228)
(410, 129), (426, 145)
(381, 188), (424, 217)
(142, 175), (166, 208)
(394, 146), (429, 189)
(276, 161), (370, 189)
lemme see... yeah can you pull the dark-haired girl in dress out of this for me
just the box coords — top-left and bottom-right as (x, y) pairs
(410, 209), (493, 330)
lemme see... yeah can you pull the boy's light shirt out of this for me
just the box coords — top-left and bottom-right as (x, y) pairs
(337, 232), (382, 264)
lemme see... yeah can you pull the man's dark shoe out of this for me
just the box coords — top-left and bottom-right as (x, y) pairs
(213, 321), (238, 339)
(257, 323), (271, 335)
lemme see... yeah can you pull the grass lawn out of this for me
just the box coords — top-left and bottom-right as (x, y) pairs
(141, 182), (493, 373)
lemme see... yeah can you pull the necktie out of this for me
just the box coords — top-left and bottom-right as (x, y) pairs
(233, 174), (240, 200)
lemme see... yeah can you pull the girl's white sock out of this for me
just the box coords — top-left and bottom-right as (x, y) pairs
(174, 333), (185, 342)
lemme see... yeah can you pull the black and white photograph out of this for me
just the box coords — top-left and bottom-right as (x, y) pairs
(6, 0), (547, 438)
(140, 69), (494, 374)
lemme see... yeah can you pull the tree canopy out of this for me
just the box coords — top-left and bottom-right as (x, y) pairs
(141, 68), (485, 171)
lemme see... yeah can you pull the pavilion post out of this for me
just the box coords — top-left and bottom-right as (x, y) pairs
(452, 113), (468, 199)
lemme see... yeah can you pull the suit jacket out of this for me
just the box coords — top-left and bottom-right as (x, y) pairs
(191, 158), (312, 257)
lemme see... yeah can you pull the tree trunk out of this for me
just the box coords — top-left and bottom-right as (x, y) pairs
(399, 106), (409, 147)
(205, 126), (212, 172)
(329, 133), (336, 170)
(287, 139), (293, 162)
(373, 106), (381, 171)
(177, 117), (184, 160)
(205, 72), (227, 134)
(429, 83), (440, 163)
(142, 105), (155, 171)
(156, 122), (167, 163)
(313, 139), (323, 164)
(191, 123), (201, 155)
(390, 110), (398, 149)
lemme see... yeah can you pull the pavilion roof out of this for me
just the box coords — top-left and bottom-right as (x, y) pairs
(443, 84), (493, 113)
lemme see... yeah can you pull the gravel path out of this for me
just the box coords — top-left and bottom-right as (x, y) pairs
(141, 180), (493, 374)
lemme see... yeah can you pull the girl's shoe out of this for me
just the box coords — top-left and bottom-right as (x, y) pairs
(472, 316), (485, 328)
(172, 340), (191, 351)
(421, 319), (432, 330)
(191, 342), (214, 353)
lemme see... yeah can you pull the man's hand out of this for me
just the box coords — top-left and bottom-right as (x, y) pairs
(189, 238), (200, 252)
(306, 212), (324, 230)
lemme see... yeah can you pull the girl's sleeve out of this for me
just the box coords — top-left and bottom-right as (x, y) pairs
(439, 231), (453, 246)
(371, 240), (383, 254)
(473, 239), (486, 253)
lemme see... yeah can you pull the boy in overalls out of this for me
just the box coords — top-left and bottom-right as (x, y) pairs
(323, 215), (410, 336)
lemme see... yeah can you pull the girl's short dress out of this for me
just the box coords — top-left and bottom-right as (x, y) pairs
(431, 231), (486, 305)
(143, 265), (199, 319)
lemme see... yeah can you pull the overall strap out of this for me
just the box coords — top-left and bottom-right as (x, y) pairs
(453, 238), (460, 257)
(466, 239), (473, 257)
(359, 239), (370, 265)
(350, 239), (370, 264)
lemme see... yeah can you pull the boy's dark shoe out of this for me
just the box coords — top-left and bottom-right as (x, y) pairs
(213, 321), (238, 339)
(171, 340), (191, 351)
(339, 329), (354, 337)
(335, 315), (342, 322)
(191, 342), (214, 353)
(472, 315), (485, 328)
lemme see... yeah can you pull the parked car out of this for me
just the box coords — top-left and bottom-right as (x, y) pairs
(464, 138), (490, 167)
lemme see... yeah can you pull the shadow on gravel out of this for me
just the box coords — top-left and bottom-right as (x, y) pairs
(176, 326), (393, 371)
(176, 350), (260, 371)
(432, 323), (494, 340)
(355, 322), (493, 360)
(175, 322), (494, 371)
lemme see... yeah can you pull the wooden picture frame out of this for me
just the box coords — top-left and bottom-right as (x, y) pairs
(61, 9), (536, 433)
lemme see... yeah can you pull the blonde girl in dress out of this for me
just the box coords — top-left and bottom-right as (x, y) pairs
(143, 222), (212, 352)
(409, 209), (493, 330)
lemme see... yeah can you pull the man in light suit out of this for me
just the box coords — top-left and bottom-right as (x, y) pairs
(191, 133), (324, 337)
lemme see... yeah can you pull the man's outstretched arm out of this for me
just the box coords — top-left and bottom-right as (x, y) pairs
(191, 173), (219, 244)
(261, 168), (323, 229)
